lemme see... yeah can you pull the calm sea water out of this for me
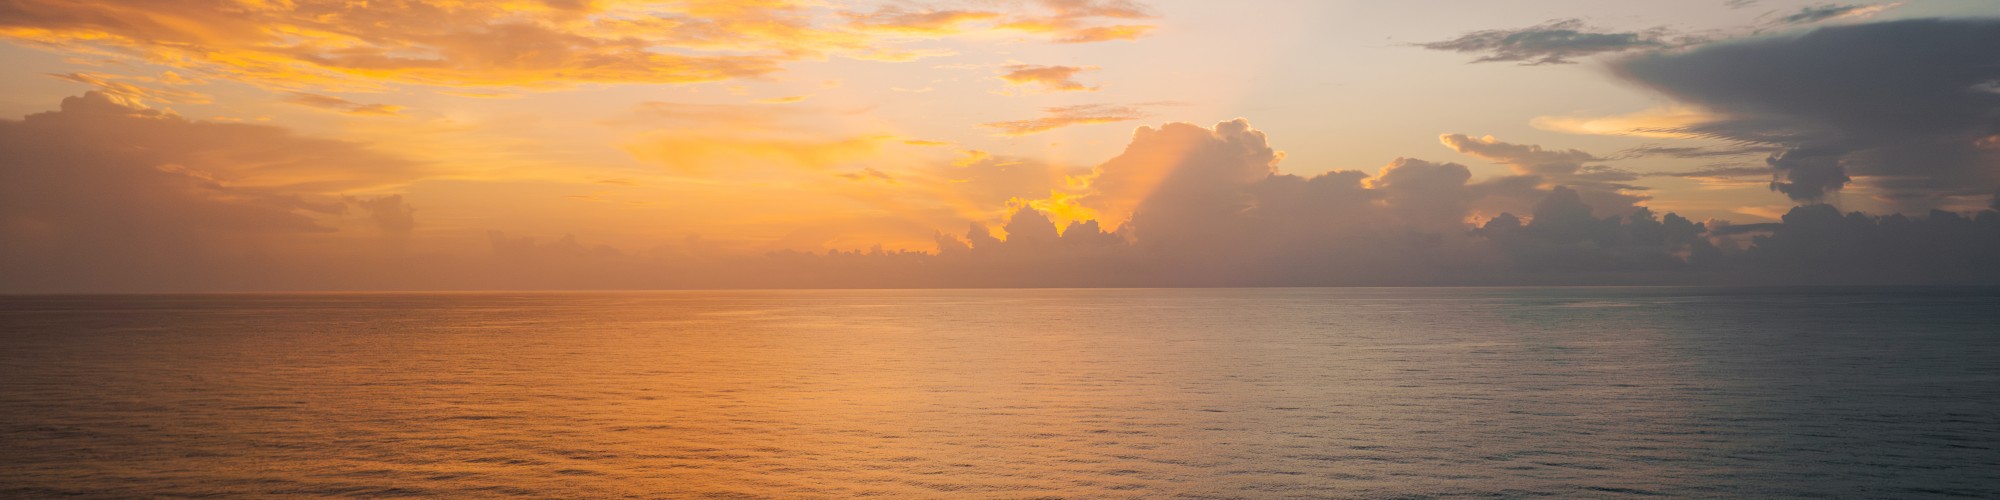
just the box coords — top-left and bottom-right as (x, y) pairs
(2, 287), (1997, 498)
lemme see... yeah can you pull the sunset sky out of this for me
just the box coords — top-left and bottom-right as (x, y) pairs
(3, 0), (1998, 291)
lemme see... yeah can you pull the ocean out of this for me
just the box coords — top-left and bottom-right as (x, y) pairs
(2, 287), (1997, 497)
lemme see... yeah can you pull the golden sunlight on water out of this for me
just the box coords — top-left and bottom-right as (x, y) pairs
(2, 288), (1998, 497)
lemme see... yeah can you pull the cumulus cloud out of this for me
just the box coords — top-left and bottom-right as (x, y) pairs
(9, 105), (2000, 291)
(1733, 204), (2000, 284)
(999, 64), (1099, 92)
(981, 103), (1163, 135)
(1439, 133), (1648, 216)
(1612, 18), (2000, 206)
(1418, 19), (1681, 65)
(895, 119), (2000, 286)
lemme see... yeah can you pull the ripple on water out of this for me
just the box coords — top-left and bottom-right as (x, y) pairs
(1, 287), (1998, 497)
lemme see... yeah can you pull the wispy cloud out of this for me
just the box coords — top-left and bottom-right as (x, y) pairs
(283, 93), (402, 116)
(46, 72), (210, 107)
(999, 65), (1100, 92)
(1418, 19), (1680, 65)
(981, 103), (1157, 135)
(1762, 3), (1900, 28)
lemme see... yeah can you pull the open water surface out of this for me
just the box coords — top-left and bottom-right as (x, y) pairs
(2, 287), (1997, 497)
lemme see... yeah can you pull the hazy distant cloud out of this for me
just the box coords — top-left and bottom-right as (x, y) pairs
(1725, 0), (1760, 8)
(0, 92), (421, 291)
(1419, 19), (1679, 65)
(46, 72), (210, 107)
(607, 100), (903, 175)
(623, 134), (894, 175)
(754, 95), (811, 104)
(610, 101), (792, 129)
(839, 167), (897, 183)
(350, 194), (417, 234)
(981, 103), (1152, 135)
(1613, 18), (2000, 206)
(284, 92), (402, 116)
(999, 65), (1099, 92)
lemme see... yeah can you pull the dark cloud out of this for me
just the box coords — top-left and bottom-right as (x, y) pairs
(1613, 18), (2000, 206)
(1612, 144), (1784, 160)
(1657, 165), (1773, 179)
(1476, 187), (1722, 276)
(1418, 19), (1678, 65)
(1736, 204), (2000, 284)
(1763, 3), (1894, 27)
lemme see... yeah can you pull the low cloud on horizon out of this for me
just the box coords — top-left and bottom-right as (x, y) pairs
(5, 95), (1997, 292)
(3, 4), (1998, 292)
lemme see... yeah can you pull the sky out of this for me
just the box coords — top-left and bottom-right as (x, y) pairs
(2, 0), (1999, 291)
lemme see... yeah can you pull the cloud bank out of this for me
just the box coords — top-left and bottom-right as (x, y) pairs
(10, 96), (1996, 291)
(0, 92), (420, 291)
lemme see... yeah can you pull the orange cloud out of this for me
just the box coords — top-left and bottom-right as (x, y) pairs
(0, 0), (1160, 91)
(45, 72), (211, 107)
(996, 0), (1157, 43)
(622, 134), (894, 175)
(754, 95), (810, 104)
(1053, 24), (1155, 43)
(283, 92), (402, 116)
(838, 167), (896, 183)
(844, 7), (1003, 35)
(981, 103), (1151, 135)
(1530, 106), (1716, 138)
(999, 64), (1099, 92)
